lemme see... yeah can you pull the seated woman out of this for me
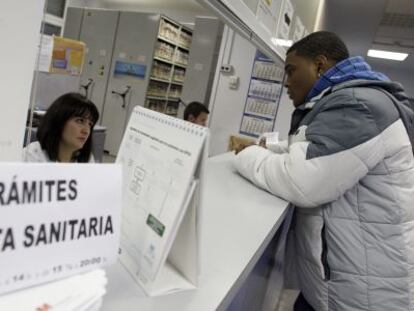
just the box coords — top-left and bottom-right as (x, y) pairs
(24, 93), (99, 163)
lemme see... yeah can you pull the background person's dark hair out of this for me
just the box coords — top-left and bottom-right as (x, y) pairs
(37, 92), (99, 162)
(183, 101), (209, 121)
(287, 31), (349, 63)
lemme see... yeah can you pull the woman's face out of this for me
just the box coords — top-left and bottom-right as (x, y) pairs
(61, 116), (93, 151)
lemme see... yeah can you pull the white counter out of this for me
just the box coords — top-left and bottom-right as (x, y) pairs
(102, 152), (289, 310)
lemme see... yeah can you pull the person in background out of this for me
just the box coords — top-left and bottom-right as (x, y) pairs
(183, 101), (209, 127)
(24, 93), (99, 163)
(235, 31), (414, 310)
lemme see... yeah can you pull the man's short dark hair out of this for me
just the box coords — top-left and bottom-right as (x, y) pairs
(37, 92), (99, 162)
(184, 101), (209, 121)
(287, 31), (349, 63)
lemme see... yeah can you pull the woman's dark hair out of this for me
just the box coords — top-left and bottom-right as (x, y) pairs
(37, 92), (99, 162)
(287, 31), (349, 63)
(184, 101), (209, 121)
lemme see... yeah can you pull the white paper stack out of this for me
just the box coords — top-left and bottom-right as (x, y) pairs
(0, 269), (107, 311)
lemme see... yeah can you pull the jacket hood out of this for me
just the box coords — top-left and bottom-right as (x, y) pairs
(334, 79), (414, 154)
(305, 56), (390, 102)
(333, 79), (409, 102)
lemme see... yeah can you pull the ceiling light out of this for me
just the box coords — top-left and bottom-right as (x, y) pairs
(367, 49), (408, 61)
(271, 38), (293, 47)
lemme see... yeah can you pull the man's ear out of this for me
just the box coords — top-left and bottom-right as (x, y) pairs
(314, 55), (330, 74)
(188, 114), (196, 122)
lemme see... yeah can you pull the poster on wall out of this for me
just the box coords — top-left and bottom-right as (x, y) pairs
(114, 60), (147, 78)
(255, 0), (283, 34)
(277, 0), (294, 40)
(38, 35), (54, 73)
(248, 79), (281, 101)
(240, 115), (275, 137)
(239, 51), (283, 138)
(252, 58), (284, 81)
(50, 37), (86, 76)
(39, 36), (86, 76)
(245, 97), (278, 119)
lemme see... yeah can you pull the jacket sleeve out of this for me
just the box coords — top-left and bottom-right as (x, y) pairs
(234, 99), (385, 208)
(267, 140), (288, 154)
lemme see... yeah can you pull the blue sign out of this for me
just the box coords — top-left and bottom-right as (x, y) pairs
(52, 59), (67, 69)
(114, 61), (146, 78)
(254, 50), (272, 62)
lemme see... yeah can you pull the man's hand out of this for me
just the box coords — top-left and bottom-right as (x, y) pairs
(258, 137), (267, 148)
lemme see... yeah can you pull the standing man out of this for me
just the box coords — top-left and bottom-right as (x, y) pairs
(235, 31), (414, 311)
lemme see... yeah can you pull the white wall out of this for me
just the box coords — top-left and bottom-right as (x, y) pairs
(35, 73), (81, 110)
(208, 26), (294, 156)
(0, 1), (45, 161)
(208, 27), (256, 156)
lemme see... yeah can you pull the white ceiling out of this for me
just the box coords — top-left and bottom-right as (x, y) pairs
(321, 0), (414, 71)
(384, 0), (414, 15)
(375, 0), (414, 54)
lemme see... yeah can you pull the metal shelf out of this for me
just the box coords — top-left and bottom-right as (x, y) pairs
(153, 56), (187, 69)
(157, 35), (190, 51)
(173, 62), (187, 69)
(171, 80), (183, 86)
(153, 56), (174, 66)
(150, 77), (170, 83)
(157, 36), (178, 47)
(146, 95), (181, 102)
(167, 97), (181, 101)
(146, 95), (168, 100)
(176, 44), (190, 51)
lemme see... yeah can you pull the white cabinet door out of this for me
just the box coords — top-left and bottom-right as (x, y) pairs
(102, 12), (160, 155)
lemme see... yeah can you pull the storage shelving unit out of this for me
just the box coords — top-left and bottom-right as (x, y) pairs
(145, 16), (193, 117)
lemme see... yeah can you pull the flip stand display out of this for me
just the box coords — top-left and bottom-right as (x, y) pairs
(116, 106), (209, 296)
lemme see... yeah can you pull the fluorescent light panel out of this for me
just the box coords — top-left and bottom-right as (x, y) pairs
(271, 37), (293, 47)
(367, 49), (408, 61)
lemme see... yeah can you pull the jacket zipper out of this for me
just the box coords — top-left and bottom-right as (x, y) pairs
(321, 225), (331, 281)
